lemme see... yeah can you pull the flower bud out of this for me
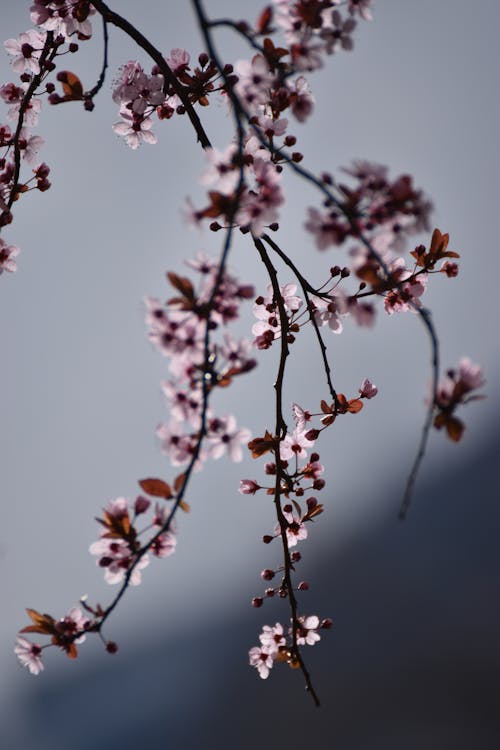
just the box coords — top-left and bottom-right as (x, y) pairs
(261, 569), (275, 581)
(252, 597), (263, 608)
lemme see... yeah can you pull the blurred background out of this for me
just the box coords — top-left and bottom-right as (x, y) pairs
(1, 1), (498, 747)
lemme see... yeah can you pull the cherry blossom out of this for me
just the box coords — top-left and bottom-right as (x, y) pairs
(249, 644), (275, 679)
(14, 636), (44, 675)
(89, 537), (150, 585)
(358, 378), (378, 399)
(0, 239), (20, 274)
(208, 415), (252, 462)
(4, 29), (46, 75)
(259, 622), (286, 650)
(296, 614), (321, 645)
(113, 107), (157, 149)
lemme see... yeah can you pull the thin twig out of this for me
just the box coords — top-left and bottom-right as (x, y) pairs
(86, 15), (109, 99)
(262, 233), (338, 405)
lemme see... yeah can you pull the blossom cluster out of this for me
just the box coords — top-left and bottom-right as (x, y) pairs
(434, 357), (486, 442)
(0, 1), (98, 272)
(15, 481), (180, 674)
(146, 253), (255, 468)
(15, 605), (91, 676)
(272, 0), (373, 72)
(249, 615), (332, 679)
(112, 50), (225, 149)
(243, 382), (377, 680)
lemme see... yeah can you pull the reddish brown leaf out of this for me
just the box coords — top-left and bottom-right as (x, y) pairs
(57, 71), (84, 100)
(248, 430), (276, 458)
(320, 400), (331, 414)
(138, 478), (173, 499)
(174, 473), (187, 493)
(21, 609), (56, 635)
(256, 6), (273, 34)
(347, 398), (364, 414)
(446, 416), (465, 442)
(166, 272), (195, 301)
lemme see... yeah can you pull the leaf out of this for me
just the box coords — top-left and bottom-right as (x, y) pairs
(178, 499), (191, 513)
(21, 609), (56, 635)
(56, 71), (84, 100)
(347, 398), (364, 414)
(446, 416), (465, 442)
(174, 473), (187, 493)
(320, 400), (332, 414)
(138, 478), (173, 499)
(256, 6), (273, 34)
(248, 430), (275, 459)
(166, 272), (195, 300)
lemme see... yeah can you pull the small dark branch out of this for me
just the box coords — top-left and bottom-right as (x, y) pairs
(262, 233), (338, 404)
(90, 0), (212, 149)
(398, 306), (439, 519)
(6, 32), (56, 213)
(86, 15), (109, 99)
(254, 236), (320, 707)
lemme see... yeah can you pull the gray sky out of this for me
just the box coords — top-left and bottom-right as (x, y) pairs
(1, 0), (498, 726)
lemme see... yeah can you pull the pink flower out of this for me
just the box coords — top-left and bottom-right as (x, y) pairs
(305, 207), (347, 249)
(20, 130), (44, 163)
(14, 636), (44, 675)
(291, 403), (312, 431)
(201, 145), (241, 195)
(296, 615), (321, 645)
(280, 428), (315, 461)
(89, 537), (149, 585)
(208, 415), (252, 462)
(278, 510), (309, 547)
(4, 30), (46, 75)
(288, 76), (315, 122)
(348, 0), (374, 21)
(249, 644), (275, 679)
(359, 378), (378, 399)
(55, 607), (89, 644)
(0, 239), (20, 274)
(151, 531), (176, 558)
(166, 48), (190, 75)
(458, 358), (485, 391)
(239, 479), (260, 495)
(259, 623), (286, 652)
(113, 107), (157, 149)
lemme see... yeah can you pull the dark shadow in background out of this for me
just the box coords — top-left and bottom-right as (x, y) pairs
(7, 428), (500, 749)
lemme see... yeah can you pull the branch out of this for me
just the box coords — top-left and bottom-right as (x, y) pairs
(254, 236), (321, 707)
(90, 0), (212, 149)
